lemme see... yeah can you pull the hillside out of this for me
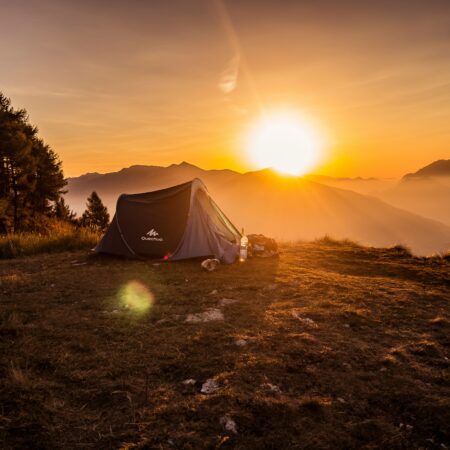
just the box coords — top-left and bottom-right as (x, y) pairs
(382, 159), (450, 226)
(66, 162), (450, 256)
(403, 159), (450, 179)
(0, 242), (449, 449)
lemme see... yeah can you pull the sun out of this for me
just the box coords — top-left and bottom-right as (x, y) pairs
(245, 111), (324, 176)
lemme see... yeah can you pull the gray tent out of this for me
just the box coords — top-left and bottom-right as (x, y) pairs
(95, 178), (241, 263)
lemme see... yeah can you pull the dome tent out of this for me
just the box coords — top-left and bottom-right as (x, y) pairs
(95, 179), (241, 263)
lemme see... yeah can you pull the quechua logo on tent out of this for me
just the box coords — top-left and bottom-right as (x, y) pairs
(141, 228), (164, 242)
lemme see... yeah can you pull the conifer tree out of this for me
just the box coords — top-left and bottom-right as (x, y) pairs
(80, 191), (109, 231)
(0, 92), (66, 232)
(54, 197), (77, 223)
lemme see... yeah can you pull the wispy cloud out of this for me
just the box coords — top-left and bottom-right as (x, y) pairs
(218, 54), (240, 94)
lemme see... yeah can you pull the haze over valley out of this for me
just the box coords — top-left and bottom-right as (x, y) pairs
(66, 159), (450, 256)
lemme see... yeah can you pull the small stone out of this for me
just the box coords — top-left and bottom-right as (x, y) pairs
(220, 416), (237, 434)
(186, 308), (224, 323)
(261, 382), (282, 393)
(201, 378), (220, 394)
(337, 397), (346, 404)
(406, 424), (413, 431)
(218, 298), (238, 307)
(235, 339), (247, 347)
(182, 379), (196, 385)
(201, 258), (220, 272)
(292, 311), (317, 326)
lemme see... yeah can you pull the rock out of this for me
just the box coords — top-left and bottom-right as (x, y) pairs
(209, 289), (218, 295)
(261, 382), (282, 393)
(218, 298), (238, 307)
(185, 308), (224, 323)
(220, 415), (237, 434)
(292, 311), (317, 326)
(337, 397), (346, 404)
(235, 339), (247, 347)
(182, 379), (196, 385)
(201, 378), (220, 394)
(201, 258), (220, 272)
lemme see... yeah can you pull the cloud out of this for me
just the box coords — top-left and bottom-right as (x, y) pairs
(218, 54), (240, 94)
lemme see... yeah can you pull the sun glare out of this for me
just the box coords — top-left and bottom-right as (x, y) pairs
(245, 111), (324, 176)
(118, 280), (154, 315)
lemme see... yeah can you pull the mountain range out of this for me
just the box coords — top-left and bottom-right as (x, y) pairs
(65, 159), (450, 256)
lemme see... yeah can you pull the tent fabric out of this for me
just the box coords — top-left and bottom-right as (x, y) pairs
(95, 178), (241, 263)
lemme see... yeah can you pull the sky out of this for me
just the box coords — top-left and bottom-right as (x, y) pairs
(1, 0), (449, 178)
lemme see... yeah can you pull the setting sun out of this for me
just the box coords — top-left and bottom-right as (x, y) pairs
(245, 111), (324, 176)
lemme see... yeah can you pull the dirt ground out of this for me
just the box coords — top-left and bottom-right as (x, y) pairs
(0, 242), (449, 449)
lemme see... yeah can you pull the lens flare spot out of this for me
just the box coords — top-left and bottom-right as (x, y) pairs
(118, 281), (154, 314)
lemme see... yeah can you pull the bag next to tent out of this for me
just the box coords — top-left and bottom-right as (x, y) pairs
(247, 234), (279, 258)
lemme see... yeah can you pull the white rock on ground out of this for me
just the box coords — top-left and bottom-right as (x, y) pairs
(261, 382), (282, 393)
(201, 378), (220, 394)
(218, 298), (238, 307)
(220, 416), (237, 434)
(235, 339), (247, 347)
(185, 308), (224, 323)
(182, 379), (196, 385)
(291, 311), (317, 326)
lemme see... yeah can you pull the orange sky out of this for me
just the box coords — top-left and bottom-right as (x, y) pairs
(1, 0), (449, 178)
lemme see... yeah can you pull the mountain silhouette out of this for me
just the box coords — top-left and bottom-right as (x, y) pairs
(403, 159), (450, 179)
(382, 159), (450, 226)
(66, 162), (450, 256)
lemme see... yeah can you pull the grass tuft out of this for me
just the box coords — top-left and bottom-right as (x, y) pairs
(389, 244), (412, 257)
(0, 221), (100, 258)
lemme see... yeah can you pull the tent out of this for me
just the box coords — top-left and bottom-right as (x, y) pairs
(95, 178), (241, 263)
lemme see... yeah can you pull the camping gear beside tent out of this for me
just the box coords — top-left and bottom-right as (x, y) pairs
(95, 179), (241, 263)
(248, 234), (279, 258)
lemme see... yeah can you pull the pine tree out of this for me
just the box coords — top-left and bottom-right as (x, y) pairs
(80, 191), (109, 231)
(0, 92), (66, 232)
(54, 197), (77, 223)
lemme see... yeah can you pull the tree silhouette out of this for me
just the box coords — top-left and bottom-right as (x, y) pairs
(0, 92), (66, 232)
(54, 197), (77, 223)
(80, 191), (109, 231)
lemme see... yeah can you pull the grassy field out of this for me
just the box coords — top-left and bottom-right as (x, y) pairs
(0, 224), (100, 259)
(0, 241), (449, 449)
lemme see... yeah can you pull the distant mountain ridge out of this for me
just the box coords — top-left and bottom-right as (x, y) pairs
(403, 159), (450, 179)
(382, 158), (450, 226)
(65, 161), (450, 256)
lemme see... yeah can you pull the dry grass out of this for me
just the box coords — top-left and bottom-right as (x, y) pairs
(0, 222), (100, 258)
(0, 241), (449, 449)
